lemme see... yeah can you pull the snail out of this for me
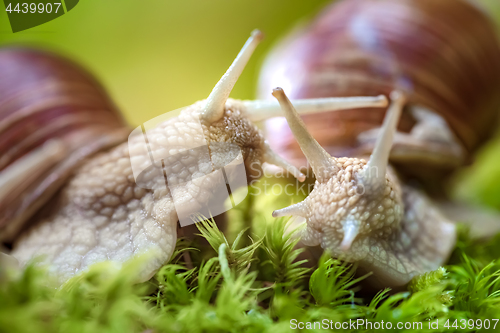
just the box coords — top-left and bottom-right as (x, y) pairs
(272, 88), (455, 288)
(0, 31), (388, 283)
(259, 0), (500, 287)
(259, 0), (500, 189)
(257, 0), (500, 287)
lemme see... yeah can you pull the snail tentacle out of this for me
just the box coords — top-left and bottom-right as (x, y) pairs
(271, 87), (338, 183)
(339, 215), (360, 251)
(201, 30), (263, 123)
(358, 91), (405, 196)
(242, 95), (388, 122)
(262, 142), (306, 182)
(272, 201), (307, 218)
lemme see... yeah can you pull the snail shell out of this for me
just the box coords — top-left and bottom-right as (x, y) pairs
(259, 0), (500, 181)
(0, 48), (130, 242)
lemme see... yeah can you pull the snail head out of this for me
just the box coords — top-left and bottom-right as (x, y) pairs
(272, 88), (405, 262)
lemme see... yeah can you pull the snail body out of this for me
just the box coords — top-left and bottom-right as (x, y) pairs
(1, 31), (387, 283)
(259, 0), (500, 287)
(272, 89), (455, 288)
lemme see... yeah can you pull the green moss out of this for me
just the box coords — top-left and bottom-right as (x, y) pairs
(2, 178), (500, 332)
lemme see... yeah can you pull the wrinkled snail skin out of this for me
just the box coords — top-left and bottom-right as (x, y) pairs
(11, 99), (273, 282)
(1, 31), (388, 283)
(259, 0), (500, 182)
(272, 88), (456, 288)
(258, 0), (500, 287)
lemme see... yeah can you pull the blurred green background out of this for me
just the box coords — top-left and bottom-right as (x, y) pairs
(1, 0), (500, 209)
(0, 0), (331, 125)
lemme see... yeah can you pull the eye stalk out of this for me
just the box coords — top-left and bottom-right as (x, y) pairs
(272, 88), (404, 258)
(271, 87), (339, 183)
(242, 94), (388, 122)
(201, 30), (264, 124)
(357, 91), (406, 197)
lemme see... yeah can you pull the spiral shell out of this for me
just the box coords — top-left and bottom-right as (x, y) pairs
(0, 48), (129, 241)
(259, 0), (500, 176)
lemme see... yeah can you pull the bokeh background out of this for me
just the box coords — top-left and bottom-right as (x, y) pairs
(0, 0), (335, 125)
(1, 0), (500, 209)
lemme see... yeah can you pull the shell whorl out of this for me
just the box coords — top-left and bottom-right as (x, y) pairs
(0, 48), (129, 241)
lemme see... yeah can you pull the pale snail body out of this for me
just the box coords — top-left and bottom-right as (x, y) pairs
(254, 0), (500, 286)
(271, 89), (455, 288)
(0, 31), (388, 283)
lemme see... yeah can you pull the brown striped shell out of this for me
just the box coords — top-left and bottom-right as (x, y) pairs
(0, 48), (129, 241)
(258, 0), (500, 180)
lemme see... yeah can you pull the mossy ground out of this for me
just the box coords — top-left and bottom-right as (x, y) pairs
(1, 177), (500, 333)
